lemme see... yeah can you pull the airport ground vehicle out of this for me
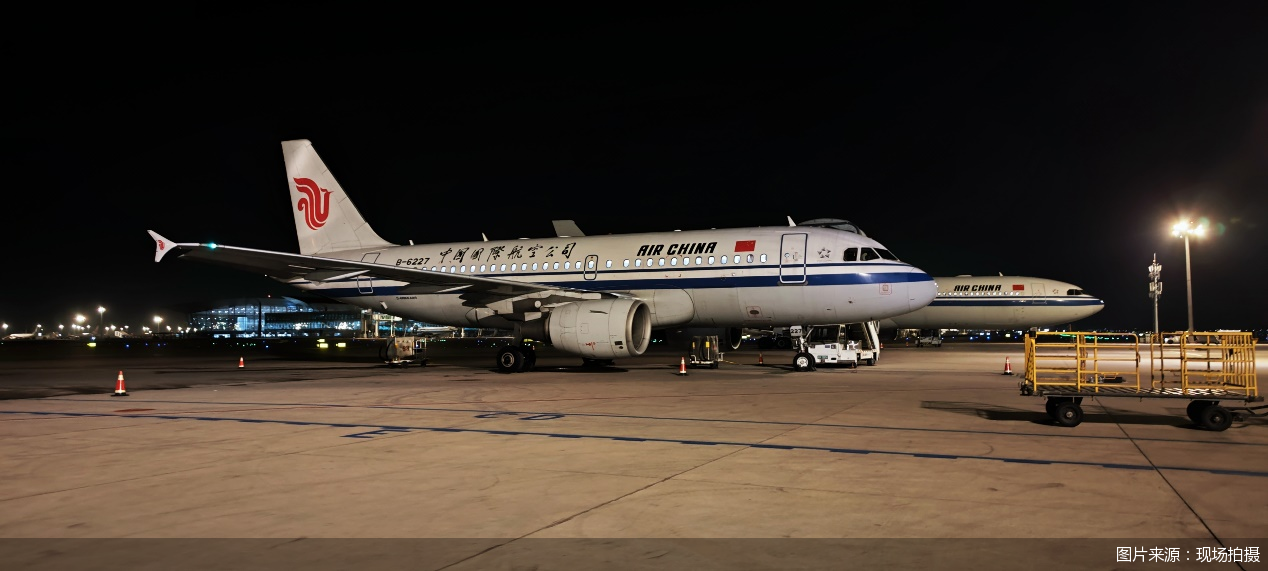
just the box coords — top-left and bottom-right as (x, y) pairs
(915, 334), (942, 347)
(687, 335), (723, 369)
(792, 321), (881, 371)
(1018, 331), (1264, 431)
(380, 336), (429, 367)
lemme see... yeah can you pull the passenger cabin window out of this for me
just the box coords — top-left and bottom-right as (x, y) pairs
(759, 253), (767, 262)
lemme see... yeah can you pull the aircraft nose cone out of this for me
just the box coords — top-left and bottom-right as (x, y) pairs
(1078, 297), (1106, 320)
(908, 268), (937, 312)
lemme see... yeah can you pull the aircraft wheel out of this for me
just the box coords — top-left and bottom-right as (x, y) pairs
(496, 346), (525, 373)
(1199, 404), (1233, 432)
(793, 352), (814, 372)
(1186, 400), (1214, 424)
(1054, 402), (1083, 427)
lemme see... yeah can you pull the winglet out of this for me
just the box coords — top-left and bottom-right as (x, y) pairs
(787, 216), (797, 227)
(148, 230), (178, 263)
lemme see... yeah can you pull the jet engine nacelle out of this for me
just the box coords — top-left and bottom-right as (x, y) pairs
(531, 298), (653, 359)
(662, 327), (744, 351)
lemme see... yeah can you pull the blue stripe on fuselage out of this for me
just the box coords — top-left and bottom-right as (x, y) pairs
(928, 298), (1103, 307)
(294, 263), (931, 297)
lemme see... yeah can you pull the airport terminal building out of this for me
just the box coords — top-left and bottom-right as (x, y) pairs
(185, 296), (466, 338)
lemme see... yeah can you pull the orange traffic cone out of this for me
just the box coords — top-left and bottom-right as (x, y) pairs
(678, 357), (688, 375)
(1003, 357), (1013, 375)
(112, 370), (129, 397)
(758, 352), (764, 365)
(238, 357), (245, 368)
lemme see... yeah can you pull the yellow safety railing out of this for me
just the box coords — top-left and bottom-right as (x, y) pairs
(1024, 332), (1141, 392)
(1026, 331), (1258, 397)
(1147, 331), (1258, 397)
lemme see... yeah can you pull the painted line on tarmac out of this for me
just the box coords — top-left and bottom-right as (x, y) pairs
(3, 409), (1266, 478)
(47, 397), (1268, 448)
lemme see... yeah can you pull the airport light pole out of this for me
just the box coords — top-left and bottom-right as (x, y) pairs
(97, 306), (105, 339)
(1171, 220), (1204, 333)
(1148, 254), (1162, 343)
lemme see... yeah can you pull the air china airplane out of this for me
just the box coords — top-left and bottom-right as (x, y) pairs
(879, 275), (1104, 330)
(149, 139), (937, 372)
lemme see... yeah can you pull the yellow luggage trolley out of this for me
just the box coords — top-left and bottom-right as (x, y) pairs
(1018, 331), (1263, 431)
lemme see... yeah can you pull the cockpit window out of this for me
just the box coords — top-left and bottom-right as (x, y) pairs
(875, 248), (899, 261)
(1067, 289), (1084, 295)
(860, 248), (881, 261)
(843, 248), (858, 262)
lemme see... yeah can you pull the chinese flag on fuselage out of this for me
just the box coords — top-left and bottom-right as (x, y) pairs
(735, 240), (756, 252)
(1012, 284), (1024, 291)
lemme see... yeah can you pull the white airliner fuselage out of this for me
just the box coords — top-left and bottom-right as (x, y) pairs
(880, 275), (1104, 330)
(292, 227), (935, 332)
(150, 139), (938, 372)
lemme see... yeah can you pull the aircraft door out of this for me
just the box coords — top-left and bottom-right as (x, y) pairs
(359, 253), (379, 294)
(584, 254), (598, 280)
(1031, 282), (1046, 305)
(780, 233), (808, 284)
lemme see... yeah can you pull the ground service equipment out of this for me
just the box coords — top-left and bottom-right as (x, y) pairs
(1018, 331), (1263, 431)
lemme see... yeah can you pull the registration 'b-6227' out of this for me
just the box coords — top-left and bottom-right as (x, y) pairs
(149, 139), (937, 372)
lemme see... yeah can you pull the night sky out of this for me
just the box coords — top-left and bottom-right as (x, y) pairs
(5, 5), (1268, 334)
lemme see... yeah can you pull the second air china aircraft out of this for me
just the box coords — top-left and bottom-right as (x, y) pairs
(149, 139), (937, 372)
(880, 275), (1104, 331)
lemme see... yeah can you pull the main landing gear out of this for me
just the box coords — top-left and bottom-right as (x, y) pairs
(496, 343), (537, 373)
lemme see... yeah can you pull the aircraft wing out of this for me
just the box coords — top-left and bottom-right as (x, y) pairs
(148, 231), (614, 304)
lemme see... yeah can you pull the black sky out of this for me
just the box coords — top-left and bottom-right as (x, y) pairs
(5, 4), (1268, 333)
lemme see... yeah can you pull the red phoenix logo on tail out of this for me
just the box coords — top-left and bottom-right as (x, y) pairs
(293, 177), (332, 230)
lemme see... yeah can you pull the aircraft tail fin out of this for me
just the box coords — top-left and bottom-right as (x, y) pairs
(281, 139), (395, 255)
